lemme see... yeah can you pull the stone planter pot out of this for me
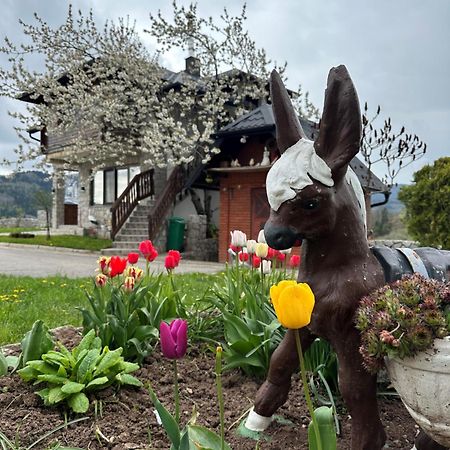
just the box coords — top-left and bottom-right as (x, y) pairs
(385, 336), (450, 447)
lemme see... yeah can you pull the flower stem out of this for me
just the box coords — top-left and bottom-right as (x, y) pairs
(173, 359), (180, 425)
(294, 329), (322, 450)
(215, 347), (225, 450)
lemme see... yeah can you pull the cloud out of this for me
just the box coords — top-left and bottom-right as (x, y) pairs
(0, 0), (448, 183)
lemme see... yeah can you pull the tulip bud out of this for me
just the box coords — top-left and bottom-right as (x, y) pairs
(270, 280), (315, 329)
(139, 240), (158, 262)
(165, 254), (177, 271)
(252, 255), (261, 268)
(95, 273), (108, 287)
(160, 319), (188, 359)
(97, 256), (111, 275)
(255, 243), (269, 258)
(123, 276), (135, 292)
(126, 266), (143, 280)
(257, 229), (266, 243)
(246, 239), (257, 254)
(167, 250), (181, 267)
(262, 259), (272, 274)
(289, 254), (301, 268)
(127, 252), (139, 265)
(239, 251), (249, 262)
(230, 230), (247, 248)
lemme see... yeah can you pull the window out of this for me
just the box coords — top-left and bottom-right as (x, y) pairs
(91, 166), (140, 205)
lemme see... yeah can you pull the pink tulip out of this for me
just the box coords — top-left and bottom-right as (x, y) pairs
(160, 319), (188, 359)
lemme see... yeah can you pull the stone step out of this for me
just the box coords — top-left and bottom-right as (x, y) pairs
(119, 226), (148, 234)
(111, 241), (147, 249)
(114, 234), (148, 242)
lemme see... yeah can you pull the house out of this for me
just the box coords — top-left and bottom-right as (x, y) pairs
(210, 103), (389, 262)
(20, 59), (388, 261)
(19, 56), (222, 254)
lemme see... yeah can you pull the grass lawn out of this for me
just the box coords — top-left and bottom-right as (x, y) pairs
(0, 234), (112, 251)
(0, 273), (217, 345)
(0, 226), (44, 234)
(0, 276), (90, 345)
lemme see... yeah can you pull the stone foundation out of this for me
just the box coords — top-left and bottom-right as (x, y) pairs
(185, 214), (218, 261)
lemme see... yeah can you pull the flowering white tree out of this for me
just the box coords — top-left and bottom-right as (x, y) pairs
(0, 3), (293, 172)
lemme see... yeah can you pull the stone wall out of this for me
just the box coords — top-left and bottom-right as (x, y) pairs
(185, 214), (218, 261)
(0, 217), (41, 228)
(371, 239), (420, 249)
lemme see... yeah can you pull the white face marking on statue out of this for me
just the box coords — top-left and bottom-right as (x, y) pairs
(266, 139), (334, 211)
(266, 138), (367, 228)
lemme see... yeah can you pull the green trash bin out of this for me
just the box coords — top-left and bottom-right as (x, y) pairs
(167, 216), (185, 251)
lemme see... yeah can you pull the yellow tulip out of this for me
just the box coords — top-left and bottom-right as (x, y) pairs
(255, 242), (269, 258)
(270, 280), (315, 329)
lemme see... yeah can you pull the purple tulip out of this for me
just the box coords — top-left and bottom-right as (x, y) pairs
(160, 319), (188, 359)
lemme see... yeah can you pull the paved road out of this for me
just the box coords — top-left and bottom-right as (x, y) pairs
(0, 244), (225, 278)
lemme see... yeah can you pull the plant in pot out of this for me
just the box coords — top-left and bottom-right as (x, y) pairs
(356, 273), (450, 447)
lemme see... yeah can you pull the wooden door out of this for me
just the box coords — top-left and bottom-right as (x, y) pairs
(251, 187), (270, 240)
(64, 204), (78, 225)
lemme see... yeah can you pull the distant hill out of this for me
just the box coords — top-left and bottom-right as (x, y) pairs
(371, 184), (406, 213)
(0, 171), (51, 217)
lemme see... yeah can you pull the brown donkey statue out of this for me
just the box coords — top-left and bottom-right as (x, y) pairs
(244, 66), (450, 450)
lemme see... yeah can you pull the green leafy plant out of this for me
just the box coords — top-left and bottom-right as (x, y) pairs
(80, 273), (174, 363)
(18, 330), (142, 413)
(356, 273), (450, 373)
(211, 265), (286, 377)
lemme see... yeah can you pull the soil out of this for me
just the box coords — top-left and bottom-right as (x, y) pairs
(0, 327), (419, 450)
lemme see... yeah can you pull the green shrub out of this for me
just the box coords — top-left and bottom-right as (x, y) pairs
(18, 330), (142, 413)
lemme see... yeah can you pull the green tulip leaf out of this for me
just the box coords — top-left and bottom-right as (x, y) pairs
(308, 406), (337, 450)
(19, 320), (54, 368)
(148, 385), (180, 448)
(187, 424), (232, 450)
(0, 352), (8, 376)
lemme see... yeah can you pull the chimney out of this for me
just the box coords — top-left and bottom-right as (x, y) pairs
(185, 56), (200, 77)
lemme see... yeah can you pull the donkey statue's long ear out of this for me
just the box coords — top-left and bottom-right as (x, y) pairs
(314, 65), (361, 181)
(271, 70), (307, 153)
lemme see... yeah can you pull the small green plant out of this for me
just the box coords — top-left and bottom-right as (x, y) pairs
(18, 330), (142, 413)
(356, 273), (450, 373)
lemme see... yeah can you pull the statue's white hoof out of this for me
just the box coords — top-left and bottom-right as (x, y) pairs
(245, 407), (273, 431)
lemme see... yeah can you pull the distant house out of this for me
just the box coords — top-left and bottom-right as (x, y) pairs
(210, 103), (389, 261)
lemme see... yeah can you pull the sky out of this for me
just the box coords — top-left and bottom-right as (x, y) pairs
(0, 0), (449, 183)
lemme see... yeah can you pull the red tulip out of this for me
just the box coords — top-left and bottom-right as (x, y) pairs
(139, 240), (158, 262)
(289, 254), (301, 268)
(239, 251), (249, 262)
(160, 319), (188, 359)
(167, 250), (181, 267)
(165, 254), (177, 271)
(267, 247), (277, 259)
(109, 256), (128, 277)
(276, 252), (286, 262)
(128, 252), (139, 264)
(252, 255), (261, 268)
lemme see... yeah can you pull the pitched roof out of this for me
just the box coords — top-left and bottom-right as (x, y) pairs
(214, 102), (318, 140)
(214, 103), (388, 193)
